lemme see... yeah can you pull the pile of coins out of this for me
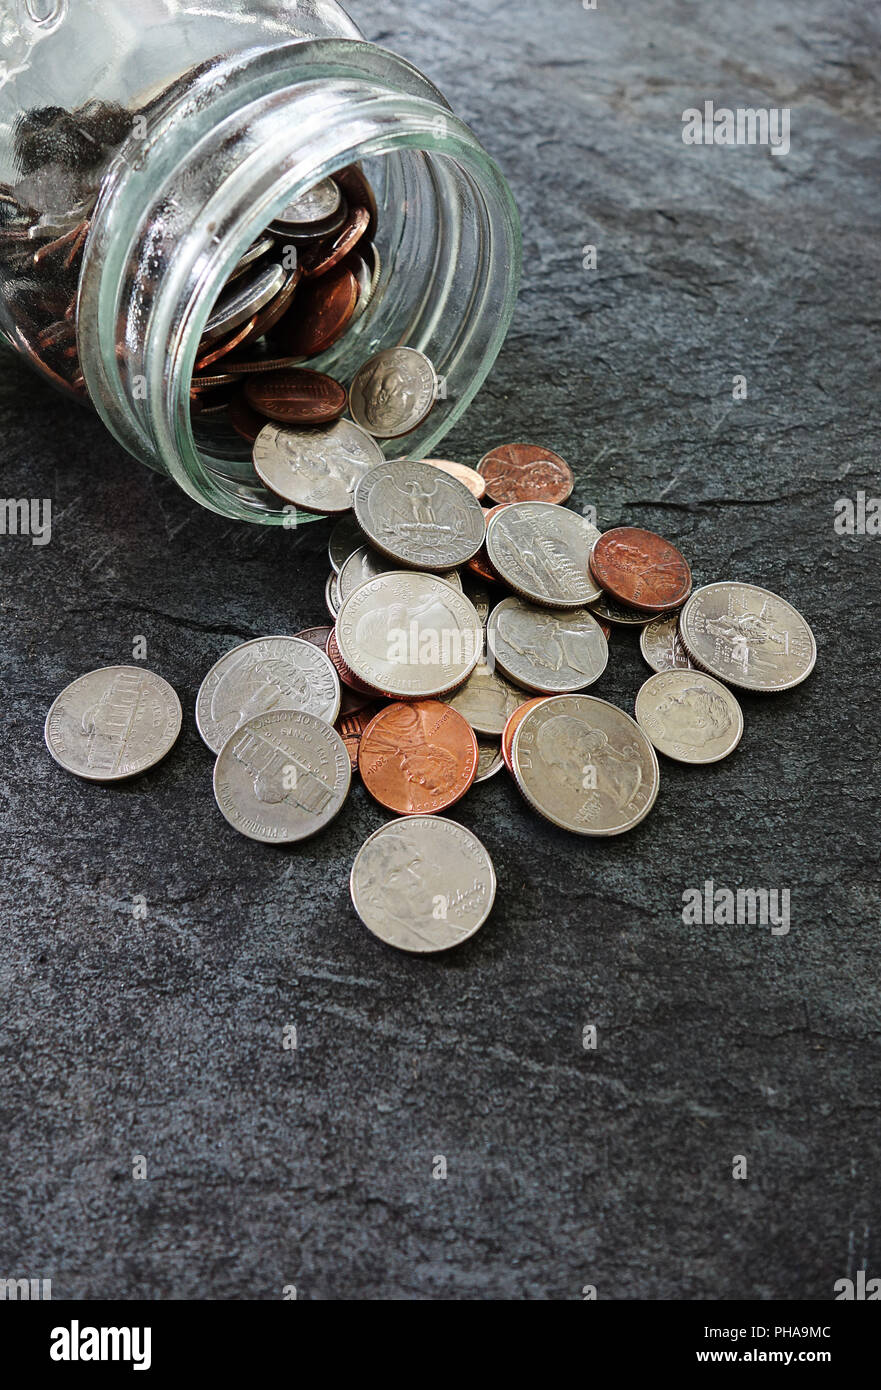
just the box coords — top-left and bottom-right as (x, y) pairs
(44, 435), (817, 957)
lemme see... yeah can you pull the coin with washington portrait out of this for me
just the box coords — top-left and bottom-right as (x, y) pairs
(635, 671), (744, 764)
(487, 597), (608, 693)
(335, 571), (483, 698)
(349, 815), (496, 953)
(510, 694), (660, 835)
(253, 418), (384, 513)
(348, 347), (438, 438)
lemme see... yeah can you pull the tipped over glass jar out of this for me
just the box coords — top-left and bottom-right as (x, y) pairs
(0, 0), (521, 523)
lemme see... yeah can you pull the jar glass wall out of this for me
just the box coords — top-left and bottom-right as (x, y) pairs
(0, 2), (521, 523)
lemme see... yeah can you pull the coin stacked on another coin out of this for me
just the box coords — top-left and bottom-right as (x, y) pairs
(45, 435), (818, 955)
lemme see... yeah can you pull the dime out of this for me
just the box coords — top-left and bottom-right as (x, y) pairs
(335, 571), (483, 698)
(349, 815), (496, 953)
(335, 702), (383, 770)
(510, 694), (660, 835)
(634, 670), (744, 764)
(359, 701), (478, 815)
(348, 347), (438, 438)
(201, 261), (286, 343)
(196, 636), (341, 755)
(325, 572), (341, 618)
(270, 177), (342, 230)
(590, 526), (692, 612)
(213, 709), (350, 843)
(252, 418), (384, 513)
(302, 205), (370, 277)
(328, 513), (368, 572)
(245, 368), (347, 425)
(354, 458), (485, 569)
(679, 582), (817, 693)
(440, 656), (524, 736)
(474, 738), (505, 783)
(281, 261), (359, 357)
(589, 592), (656, 626)
(487, 597), (608, 693)
(338, 543), (463, 604)
(501, 697), (546, 772)
(477, 442), (575, 504)
(640, 613), (696, 672)
(485, 502), (602, 608)
(44, 666), (182, 780)
(421, 458), (487, 500)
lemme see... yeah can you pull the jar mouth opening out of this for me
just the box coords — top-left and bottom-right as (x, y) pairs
(79, 41), (521, 523)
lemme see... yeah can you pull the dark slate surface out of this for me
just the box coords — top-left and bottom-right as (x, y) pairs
(1, 0), (879, 1301)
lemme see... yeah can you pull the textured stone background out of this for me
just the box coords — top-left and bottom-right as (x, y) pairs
(1, 0), (879, 1300)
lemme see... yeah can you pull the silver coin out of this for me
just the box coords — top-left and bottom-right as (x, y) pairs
(589, 592), (656, 626)
(348, 252), (374, 325)
(196, 636), (341, 755)
(201, 261), (286, 343)
(44, 666), (182, 781)
(461, 575), (494, 626)
(440, 657), (525, 735)
(474, 739), (505, 783)
(635, 670), (744, 764)
(214, 709), (350, 843)
(271, 177), (341, 228)
(511, 694), (660, 836)
(338, 544), (462, 604)
(487, 597), (608, 693)
(640, 613), (696, 671)
(253, 419), (384, 514)
(350, 815), (496, 953)
(325, 572), (341, 618)
(335, 571), (483, 698)
(679, 582), (817, 693)
(485, 502), (603, 609)
(354, 458), (485, 570)
(348, 347), (438, 439)
(328, 513), (367, 572)
(228, 234), (275, 281)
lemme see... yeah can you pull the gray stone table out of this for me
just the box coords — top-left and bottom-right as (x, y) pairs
(1, 0), (879, 1299)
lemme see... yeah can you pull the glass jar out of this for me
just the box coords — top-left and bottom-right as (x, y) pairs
(0, 0), (521, 523)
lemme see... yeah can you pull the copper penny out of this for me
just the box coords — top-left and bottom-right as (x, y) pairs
(244, 367), (347, 424)
(335, 701), (384, 770)
(359, 701), (479, 815)
(302, 205), (370, 278)
(194, 313), (259, 371)
(501, 697), (547, 772)
(466, 503), (510, 581)
(228, 387), (268, 443)
(422, 458), (487, 500)
(279, 262), (359, 357)
(333, 164), (378, 239)
(477, 443), (575, 505)
(589, 526), (692, 612)
(293, 625), (334, 649)
(326, 628), (384, 697)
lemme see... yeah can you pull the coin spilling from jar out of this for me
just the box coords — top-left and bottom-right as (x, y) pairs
(43, 410), (818, 952)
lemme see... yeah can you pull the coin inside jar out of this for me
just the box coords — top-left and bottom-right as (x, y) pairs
(590, 526), (692, 613)
(634, 670), (744, 764)
(348, 347), (438, 439)
(358, 700), (479, 815)
(279, 261), (359, 357)
(477, 442), (575, 505)
(200, 261), (286, 343)
(244, 367), (347, 424)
